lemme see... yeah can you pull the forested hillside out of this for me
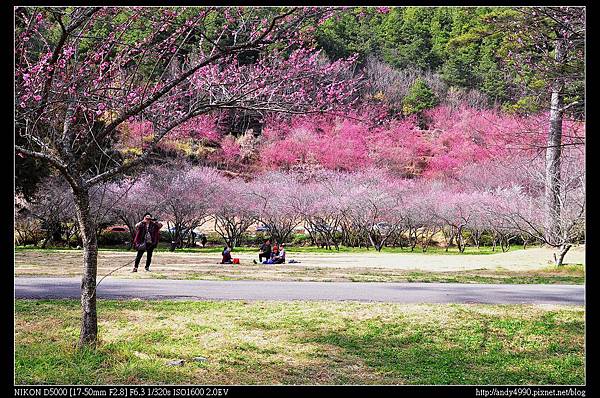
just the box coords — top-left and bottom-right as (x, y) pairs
(316, 7), (584, 115)
(16, 6), (584, 189)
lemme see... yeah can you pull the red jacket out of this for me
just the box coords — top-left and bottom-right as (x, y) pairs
(133, 221), (161, 247)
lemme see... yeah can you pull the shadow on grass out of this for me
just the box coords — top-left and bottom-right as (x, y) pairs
(15, 301), (584, 385)
(298, 317), (584, 385)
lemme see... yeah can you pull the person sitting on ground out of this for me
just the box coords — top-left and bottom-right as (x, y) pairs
(273, 243), (286, 264)
(221, 245), (232, 264)
(260, 248), (278, 265)
(258, 239), (271, 263)
(272, 241), (279, 257)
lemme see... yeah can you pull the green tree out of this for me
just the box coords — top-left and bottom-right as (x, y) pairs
(488, 7), (585, 265)
(402, 77), (438, 128)
(476, 35), (511, 104)
(429, 7), (454, 66)
(377, 7), (439, 70)
(315, 7), (383, 65)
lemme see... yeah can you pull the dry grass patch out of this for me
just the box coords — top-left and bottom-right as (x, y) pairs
(15, 247), (584, 284)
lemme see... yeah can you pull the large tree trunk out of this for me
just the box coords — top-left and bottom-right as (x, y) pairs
(545, 37), (565, 246)
(72, 186), (99, 347)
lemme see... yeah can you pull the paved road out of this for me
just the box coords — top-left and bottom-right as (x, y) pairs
(14, 277), (584, 305)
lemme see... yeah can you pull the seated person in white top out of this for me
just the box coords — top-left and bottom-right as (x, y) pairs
(273, 243), (286, 264)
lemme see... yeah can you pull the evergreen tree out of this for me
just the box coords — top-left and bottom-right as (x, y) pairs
(402, 78), (438, 128)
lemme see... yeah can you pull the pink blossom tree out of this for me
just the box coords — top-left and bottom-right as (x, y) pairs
(409, 183), (445, 252)
(249, 172), (303, 244)
(290, 173), (348, 250)
(211, 177), (259, 249)
(16, 177), (76, 248)
(149, 162), (220, 250)
(15, 6), (361, 346)
(344, 172), (408, 251)
(106, 175), (163, 249)
(487, 150), (584, 263)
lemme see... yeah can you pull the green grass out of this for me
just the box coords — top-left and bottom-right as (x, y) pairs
(15, 299), (584, 385)
(349, 269), (584, 284)
(14, 244), (529, 255)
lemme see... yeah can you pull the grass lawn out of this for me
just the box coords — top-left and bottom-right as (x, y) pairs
(14, 244), (529, 255)
(15, 300), (584, 385)
(142, 266), (584, 285)
(348, 266), (584, 284)
(14, 247), (584, 284)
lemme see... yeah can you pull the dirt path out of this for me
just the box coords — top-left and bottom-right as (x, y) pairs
(14, 246), (585, 282)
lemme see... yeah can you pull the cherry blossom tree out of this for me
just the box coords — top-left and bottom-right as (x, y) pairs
(149, 162), (220, 250)
(255, 104), (581, 180)
(459, 144), (584, 263)
(106, 175), (163, 249)
(249, 172), (303, 243)
(489, 150), (584, 264)
(14, 208), (42, 246)
(16, 177), (76, 248)
(344, 172), (408, 251)
(288, 173), (346, 250)
(211, 177), (259, 248)
(15, 6), (361, 346)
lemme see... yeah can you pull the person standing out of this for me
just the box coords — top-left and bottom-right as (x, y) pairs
(132, 213), (163, 272)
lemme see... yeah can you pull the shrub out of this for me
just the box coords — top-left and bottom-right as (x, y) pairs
(98, 231), (130, 246)
(205, 232), (224, 246)
(159, 230), (171, 242)
(291, 233), (311, 246)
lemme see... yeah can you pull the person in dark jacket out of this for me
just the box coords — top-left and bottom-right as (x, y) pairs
(132, 213), (163, 272)
(221, 245), (233, 264)
(258, 239), (271, 263)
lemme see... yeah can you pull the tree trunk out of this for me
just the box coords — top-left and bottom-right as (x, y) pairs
(521, 235), (529, 250)
(545, 37), (565, 247)
(554, 244), (572, 267)
(15, 229), (24, 246)
(409, 227), (417, 252)
(72, 186), (99, 348)
(457, 225), (465, 253)
(65, 225), (72, 247)
(472, 230), (481, 250)
(444, 226), (455, 252)
(167, 221), (176, 252)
